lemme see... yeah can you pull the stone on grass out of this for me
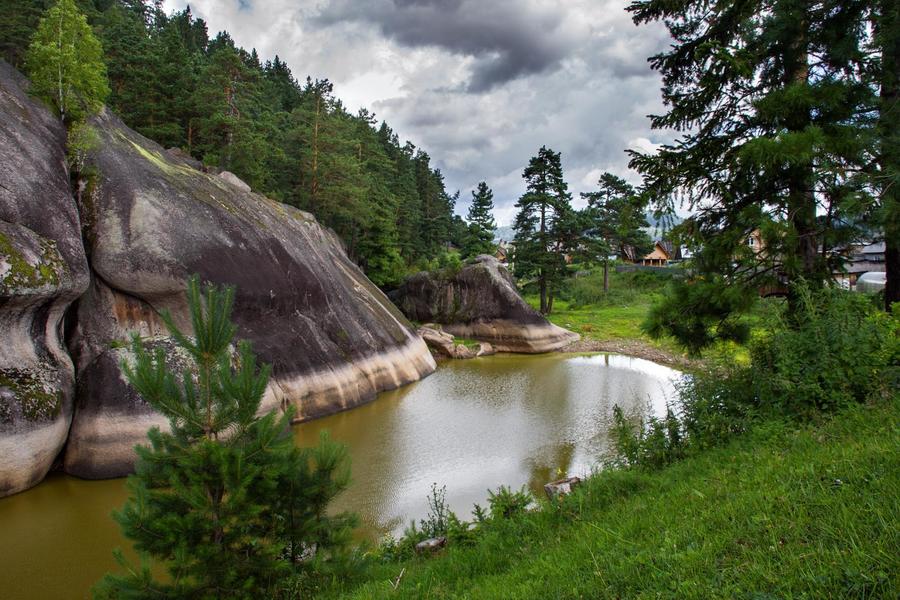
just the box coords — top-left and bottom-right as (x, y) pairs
(415, 536), (447, 554)
(544, 476), (582, 500)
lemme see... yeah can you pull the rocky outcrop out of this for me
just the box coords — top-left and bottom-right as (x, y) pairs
(418, 325), (495, 359)
(394, 255), (578, 353)
(0, 62), (90, 496)
(62, 108), (436, 479)
(0, 61), (435, 492)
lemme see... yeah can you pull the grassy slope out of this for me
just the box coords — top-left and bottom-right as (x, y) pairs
(527, 269), (767, 364)
(524, 269), (667, 341)
(323, 399), (899, 599)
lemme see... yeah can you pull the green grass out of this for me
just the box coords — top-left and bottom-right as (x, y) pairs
(454, 337), (483, 350)
(524, 268), (771, 364)
(524, 269), (667, 339)
(314, 399), (899, 599)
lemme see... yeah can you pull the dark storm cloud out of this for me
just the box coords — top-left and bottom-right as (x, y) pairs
(164, 0), (676, 223)
(315, 0), (581, 91)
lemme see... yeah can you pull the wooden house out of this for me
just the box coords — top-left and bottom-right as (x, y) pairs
(639, 241), (671, 266)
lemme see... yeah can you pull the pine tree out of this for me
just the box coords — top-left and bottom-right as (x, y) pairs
(580, 173), (652, 293)
(25, 0), (110, 124)
(96, 2), (160, 136)
(94, 277), (353, 598)
(462, 181), (497, 258)
(0, 0), (51, 68)
(628, 0), (876, 348)
(512, 146), (574, 314)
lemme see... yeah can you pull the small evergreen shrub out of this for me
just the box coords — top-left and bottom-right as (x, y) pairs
(484, 485), (532, 520)
(95, 277), (355, 599)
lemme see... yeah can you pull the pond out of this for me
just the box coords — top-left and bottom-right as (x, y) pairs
(0, 353), (680, 599)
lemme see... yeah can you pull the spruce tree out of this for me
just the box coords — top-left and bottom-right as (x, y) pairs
(0, 0), (51, 68)
(25, 0), (109, 124)
(628, 0), (876, 348)
(580, 173), (652, 293)
(95, 277), (353, 599)
(512, 146), (574, 314)
(463, 181), (497, 258)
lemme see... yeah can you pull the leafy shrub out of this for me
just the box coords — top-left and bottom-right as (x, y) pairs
(750, 284), (899, 415)
(561, 267), (673, 308)
(615, 284), (898, 470)
(675, 365), (757, 450)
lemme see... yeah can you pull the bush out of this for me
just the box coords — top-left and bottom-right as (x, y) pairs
(614, 284), (899, 470)
(483, 485), (532, 520)
(750, 284), (899, 415)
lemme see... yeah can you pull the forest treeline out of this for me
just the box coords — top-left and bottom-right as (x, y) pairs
(1, 0), (463, 286)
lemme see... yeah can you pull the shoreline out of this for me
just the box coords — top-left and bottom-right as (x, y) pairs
(558, 337), (695, 370)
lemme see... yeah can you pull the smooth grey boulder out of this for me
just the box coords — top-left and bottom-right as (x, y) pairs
(394, 255), (578, 353)
(0, 61), (90, 496)
(63, 108), (436, 478)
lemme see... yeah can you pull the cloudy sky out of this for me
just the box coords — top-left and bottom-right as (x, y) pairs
(163, 0), (673, 225)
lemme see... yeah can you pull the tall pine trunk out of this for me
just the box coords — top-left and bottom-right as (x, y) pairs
(784, 9), (822, 311)
(539, 201), (548, 314)
(880, 0), (900, 310)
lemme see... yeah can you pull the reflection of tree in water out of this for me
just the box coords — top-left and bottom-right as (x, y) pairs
(523, 440), (576, 494)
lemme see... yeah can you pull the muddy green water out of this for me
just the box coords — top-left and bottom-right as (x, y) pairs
(0, 353), (679, 599)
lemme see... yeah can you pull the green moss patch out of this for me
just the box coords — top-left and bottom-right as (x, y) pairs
(0, 231), (65, 291)
(0, 367), (62, 424)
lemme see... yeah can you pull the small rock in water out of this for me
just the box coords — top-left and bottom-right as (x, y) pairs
(418, 325), (457, 358)
(453, 344), (477, 359)
(544, 476), (581, 500)
(476, 342), (496, 357)
(415, 536), (447, 554)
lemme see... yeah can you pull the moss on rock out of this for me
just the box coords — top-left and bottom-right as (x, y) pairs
(0, 231), (66, 292)
(0, 367), (63, 424)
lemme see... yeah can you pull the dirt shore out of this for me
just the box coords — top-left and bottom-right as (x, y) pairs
(559, 338), (696, 370)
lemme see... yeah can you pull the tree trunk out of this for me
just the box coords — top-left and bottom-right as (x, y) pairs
(603, 258), (609, 293)
(783, 10), (822, 311)
(539, 200), (548, 313)
(880, 0), (900, 311)
(539, 268), (547, 314)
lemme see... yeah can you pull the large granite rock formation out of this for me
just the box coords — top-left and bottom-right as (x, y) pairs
(63, 109), (436, 478)
(0, 61), (435, 492)
(394, 255), (578, 353)
(0, 62), (90, 495)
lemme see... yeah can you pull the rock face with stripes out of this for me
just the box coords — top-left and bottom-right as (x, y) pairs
(393, 255), (578, 353)
(0, 61), (435, 492)
(0, 62), (90, 496)
(63, 109), (436, 479)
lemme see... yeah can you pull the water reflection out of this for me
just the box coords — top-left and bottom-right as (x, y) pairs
(0, 353), (680, 599)
(294, 353), (680, 536)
